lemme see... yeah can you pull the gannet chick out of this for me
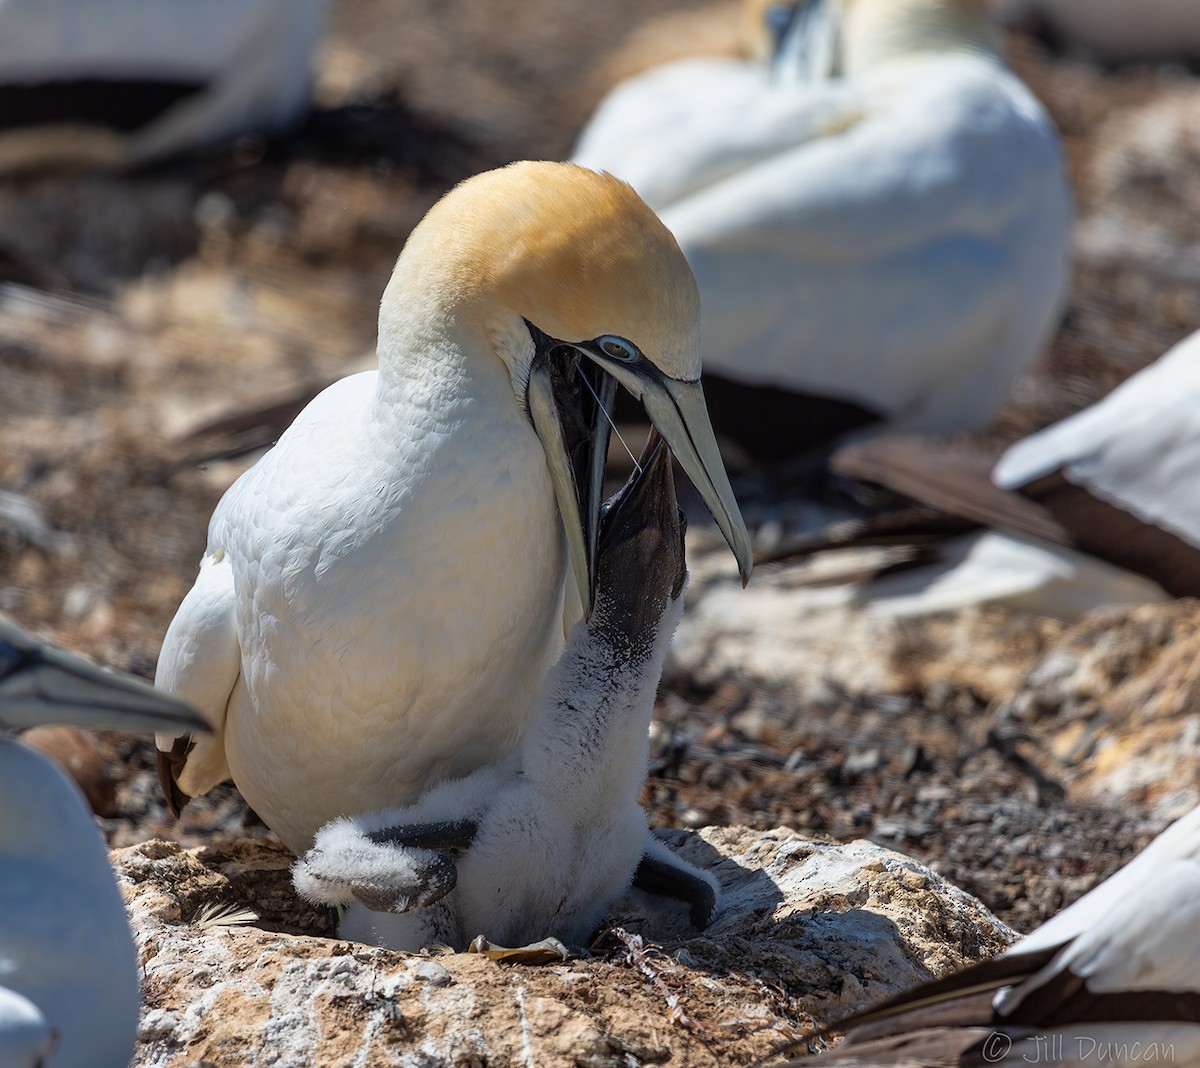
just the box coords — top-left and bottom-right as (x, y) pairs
(573, 0), (1071, 462)
(155, 161), (751, 857)
(0, 615), (206, 1068)
(770, 806), (1200, 1065)
(293, 434), (716, 951)
(0, 0), (324, 173)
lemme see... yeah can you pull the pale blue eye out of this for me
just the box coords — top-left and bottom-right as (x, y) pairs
(598, 336), (637, 363)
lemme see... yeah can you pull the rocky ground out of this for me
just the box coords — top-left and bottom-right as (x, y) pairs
(3, 3), (1200, 1059)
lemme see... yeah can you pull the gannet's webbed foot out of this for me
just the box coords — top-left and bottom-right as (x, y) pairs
(467, 935), (570, 964)
(293, 817), (478, 914)
(634, 836), (720, 930)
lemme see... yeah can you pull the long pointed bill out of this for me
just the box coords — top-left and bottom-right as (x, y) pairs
(773, 0), (839, 85)
(0, 618), (207, 735)
(527, 349), (615, 615)
(589, 360), (753, 589)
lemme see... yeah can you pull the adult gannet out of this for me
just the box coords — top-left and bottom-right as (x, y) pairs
(294, 435), (716, 951)
(0, 615), (206, 1068)
(770, 805), (1200, 1065)
(817, 328), (1200, 613)
(155, 161), (752, 856)
(994, 0), (1200, 65)
(0, 0), (324, 172)
(573, 0), (1071, 462)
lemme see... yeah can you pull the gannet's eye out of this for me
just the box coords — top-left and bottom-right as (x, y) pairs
(598, 336), (638, 363)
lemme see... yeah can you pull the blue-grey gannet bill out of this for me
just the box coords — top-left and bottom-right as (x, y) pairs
(829, 328), (1200, 605)
(572, 0), (1071, 462)
(0, 615), (206, 1068)
(293, 434), (716, 952)
(155, 160), (753, 857)
(0, 0), (324, 172)
(770, 805), (1200, 1065)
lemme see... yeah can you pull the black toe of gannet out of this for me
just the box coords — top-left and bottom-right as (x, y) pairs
(572, 0), (1071, 463)
(770, 805), (1200, 1066)
(0, 615), (206, 1068)
(155, 161), (752, 857)
(0, 0), (324, 173)
(293, 433), (717, 951)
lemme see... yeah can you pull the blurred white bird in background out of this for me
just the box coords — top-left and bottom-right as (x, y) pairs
(993, 0), (1200, 65)
(770, 804), (1200, 1065)
(0, 0), (325, 172)
(774, 328), (1200, 618)
(574, 0), (1072, 465)
(0, 616), (205, 1068)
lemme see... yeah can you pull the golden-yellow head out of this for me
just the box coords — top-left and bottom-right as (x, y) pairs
(392, 161), (701, 382)
(382, 160), (751, 603)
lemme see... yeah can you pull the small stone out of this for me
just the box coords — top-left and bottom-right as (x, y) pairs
(138, 1009), (180, 1040)
(412, 960), (453, 987)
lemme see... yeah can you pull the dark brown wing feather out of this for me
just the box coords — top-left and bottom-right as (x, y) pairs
(831, 436), (1069, 546)
(832, 434), (1200, 597)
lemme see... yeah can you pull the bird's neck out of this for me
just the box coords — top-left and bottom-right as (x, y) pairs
(372, 259), (528, 418)
(841, 0), (1000, 77)
(520, 597), (684, 819)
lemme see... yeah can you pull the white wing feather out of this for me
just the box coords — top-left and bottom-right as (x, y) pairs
(154, 546), (240, 795)
(995, 331), (1200, 549)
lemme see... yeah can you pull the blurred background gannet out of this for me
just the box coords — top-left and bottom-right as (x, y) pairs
(155, 161), (751, 856)
(573, 0), (1072, 464)
(792, 327), (1200, 617)
(0, 615), (206, 1068)
(294, 436), (716, 952)
(770, 804), (1200, 1065)
(0, 0), (324, 173)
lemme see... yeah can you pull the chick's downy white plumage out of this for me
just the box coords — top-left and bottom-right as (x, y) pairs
(0, 616), (205, 1068)
(780, 805), (1200, 1065)
(156, 161), (750, 856)
(573, 0), (1071, 461)
(294, 438), (716, 951)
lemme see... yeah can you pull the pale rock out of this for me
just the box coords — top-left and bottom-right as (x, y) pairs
(116, 827), (1013, 1067)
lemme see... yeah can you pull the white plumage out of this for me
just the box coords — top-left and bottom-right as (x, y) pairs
(0, 988), (55, 1068)
(814, 328), (1200, 618)
(0, 616), (205, 1068)
(1002, 806), (1200, 1007)
(293, 442), (715, 951)
(0, 0), (324, 170)
(573, 0), (1071, 458)
(156, 162), (750, 856)
(995, 329), (1200, 552)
